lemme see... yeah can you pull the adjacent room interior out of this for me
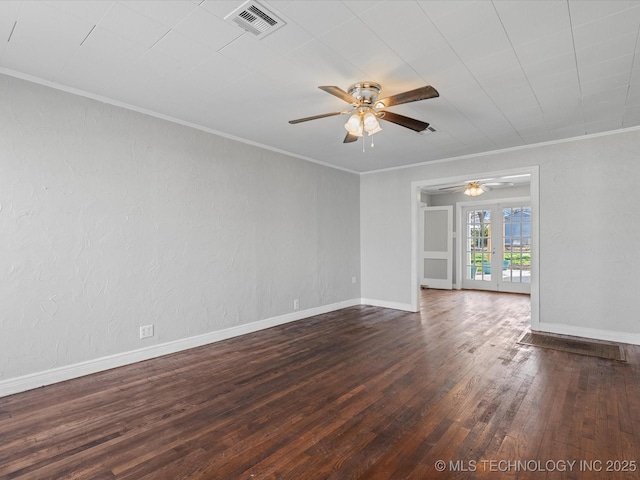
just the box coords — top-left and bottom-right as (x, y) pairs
(1, 1), (640, 478)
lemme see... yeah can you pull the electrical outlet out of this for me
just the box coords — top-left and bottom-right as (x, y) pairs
(293, 299), (299, 311)
(352, 276), (357, 284)
(139, 324), (154, 339)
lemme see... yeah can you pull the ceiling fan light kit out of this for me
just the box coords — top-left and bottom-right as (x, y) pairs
(463, 182), (485, 197)
(436, 179), (516, 196)
(344, 110), (382, 138)
(289, 81), (439, 147)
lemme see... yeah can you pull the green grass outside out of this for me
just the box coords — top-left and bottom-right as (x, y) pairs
(470, 252), (531, 266)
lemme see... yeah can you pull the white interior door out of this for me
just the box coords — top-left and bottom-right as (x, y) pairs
(420, 206), (453, 289)
(462, 203), (531, 294)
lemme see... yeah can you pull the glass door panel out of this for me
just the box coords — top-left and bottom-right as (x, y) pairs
(502, 207), (531, 285)
(462, 203), (531, 294)
(465, 209), (494, 286)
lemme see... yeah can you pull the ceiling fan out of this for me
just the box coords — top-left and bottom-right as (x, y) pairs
(438, 180), (515, 197)
(288, 82), (439, 143)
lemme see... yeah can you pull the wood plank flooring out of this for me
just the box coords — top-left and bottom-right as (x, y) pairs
(1, 289), (639, 479)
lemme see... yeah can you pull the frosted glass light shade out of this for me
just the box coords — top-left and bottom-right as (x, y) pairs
(363, 112), (378, 130)
(345, 114), (362, 133)
(464, 185), (484, 196)
(367, 124), (382, 135)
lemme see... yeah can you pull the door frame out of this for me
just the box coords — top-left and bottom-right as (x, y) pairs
(410, 166), (540, 331)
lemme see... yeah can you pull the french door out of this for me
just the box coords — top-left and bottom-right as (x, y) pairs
(462, 203), (531, 294)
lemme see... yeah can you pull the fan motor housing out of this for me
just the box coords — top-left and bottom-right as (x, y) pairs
(348, 82), (381, 105)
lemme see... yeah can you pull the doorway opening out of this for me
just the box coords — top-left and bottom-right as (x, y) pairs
(411, 166), (539, 330)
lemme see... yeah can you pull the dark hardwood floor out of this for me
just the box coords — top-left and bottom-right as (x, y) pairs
(1, 289), (639, 479)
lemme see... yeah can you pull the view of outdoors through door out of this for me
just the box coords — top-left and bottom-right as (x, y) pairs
(464, 204), (531, 294)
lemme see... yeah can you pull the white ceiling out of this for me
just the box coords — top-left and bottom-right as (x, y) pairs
(1, 0), (640, 173)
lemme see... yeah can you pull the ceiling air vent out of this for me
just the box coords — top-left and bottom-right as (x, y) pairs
(419, 125), (437, 135)
(224, 1), (285, 39)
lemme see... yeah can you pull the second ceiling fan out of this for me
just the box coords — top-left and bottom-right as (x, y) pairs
(289, 82), (439, 143)
(438, 180), (516, 197)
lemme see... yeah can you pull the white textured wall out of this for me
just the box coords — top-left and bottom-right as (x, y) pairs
(361, 129), (640, 340)
(0, 74), (360, 381)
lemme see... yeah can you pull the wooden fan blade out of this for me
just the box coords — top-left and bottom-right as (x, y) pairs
(379, 111), (430, 132)
(343, 132), (359, 143)
(289, 111), (346, 124)
(376, 85), (439, 108)
(319, 86), (358, 105)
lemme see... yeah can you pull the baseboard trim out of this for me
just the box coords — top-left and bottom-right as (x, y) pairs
(10, 301), (635, 398)
(360, 298), (417, 312)
(0, 298), (361, 398)
(534, 322), (640, 346)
